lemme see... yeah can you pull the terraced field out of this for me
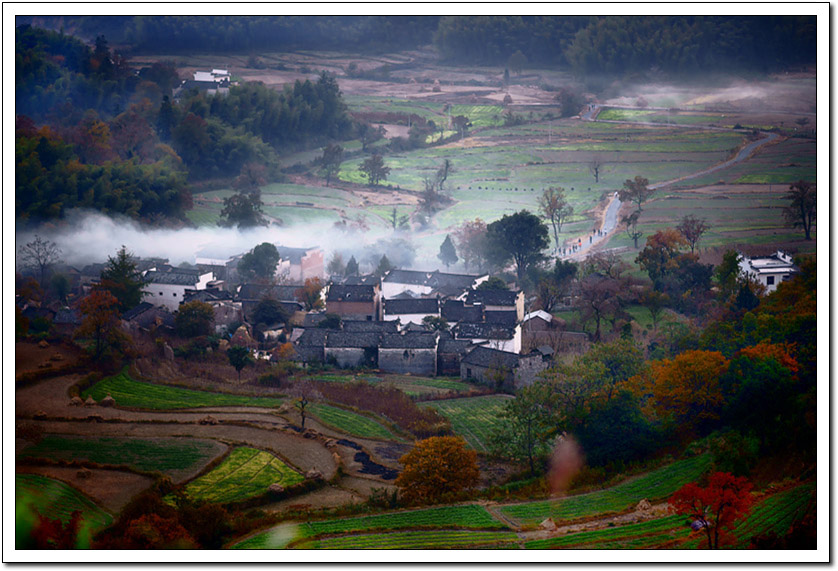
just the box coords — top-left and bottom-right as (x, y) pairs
(296, 529), (520, 549)
(82, 372), (287, 410)
(183, 447), (304, 504)
(500, 455), (713, 527)
(525, 514), (690, 549)
(18, 435), (224, 475)
(425, 394), (512, 452)
(16, 474), (113, 546)
(309, 403), (400, 440)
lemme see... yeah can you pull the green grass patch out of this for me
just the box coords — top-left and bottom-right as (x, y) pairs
(296, 529), (519, 549)
(425, 394), (513, 452)
(16, 474), (113, 546)
(19, 436), (222, 475)
(500, 454), (712, 526)
(525, 514), (690, 549)
(183, 447), (304, 504)
(82, 372), (286, 410)
(309, 403), (399, 440)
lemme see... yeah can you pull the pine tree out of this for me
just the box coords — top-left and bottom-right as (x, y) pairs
(438, 234), (458, 269)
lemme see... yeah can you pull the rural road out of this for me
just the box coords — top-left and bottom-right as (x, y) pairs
(562, 104), (780, 260)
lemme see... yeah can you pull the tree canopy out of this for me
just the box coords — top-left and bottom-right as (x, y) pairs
(395, 436), (479, 505)
(486, 210), (549, 283)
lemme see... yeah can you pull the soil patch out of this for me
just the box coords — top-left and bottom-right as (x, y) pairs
(15, 341), (83, 376)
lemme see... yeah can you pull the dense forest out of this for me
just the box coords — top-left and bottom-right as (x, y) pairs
(15, 25), (355, 224)
(19, 15), (816, 75)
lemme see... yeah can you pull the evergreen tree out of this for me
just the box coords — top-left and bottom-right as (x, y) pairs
(99, 245), (147, 312)
(438, 234), (458, 269)
(344, 255), (359, 277)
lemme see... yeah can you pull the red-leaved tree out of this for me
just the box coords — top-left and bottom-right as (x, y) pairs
(670, 471), (754, 549)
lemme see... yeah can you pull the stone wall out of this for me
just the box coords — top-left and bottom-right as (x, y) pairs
(379, 348), (437, 376)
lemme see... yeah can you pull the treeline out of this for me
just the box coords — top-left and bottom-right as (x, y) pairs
(435, 16), (815, 75)
(15, 25), (356, 223)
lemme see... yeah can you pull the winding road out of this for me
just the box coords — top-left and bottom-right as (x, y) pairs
(563, 104), (780, 260)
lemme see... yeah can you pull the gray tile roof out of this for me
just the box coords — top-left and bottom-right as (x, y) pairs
(466, 289), (520, 306)
(325, 331), (382, 348)
(343, 320), (400, 333)
(297, 328), (328, 347)
(461, 346), (520, 369)
(327, 284), (377, 302)
(484, 310), (518, 327)
(237, 284), (304, 301)
(380, 332), (438, 349)
(383, 269), (483, 290)
(442, 299), (484, 322)
(455, 322), (515, 340)
(383, 297), (439, 315)
(145, 270), (203, 286)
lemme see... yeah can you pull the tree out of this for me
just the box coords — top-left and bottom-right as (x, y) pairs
(714, 250), (742, 304)
(486, 210), (550, 283)
(507, 50), (528, 75)
(100, 245), (147, 312)
(50, 273), (71, 304)
(639, 288), (669, 331)
(175, 301), (215, 338)
(344, 255), (359, 277)
(489, 382), (555, 475)
(589, 156), (604, 183)
(76, 289), (124, 360)
(288, 380), (321, 429)
(532, 259), (577, 313)
(326, 252), (346, 277)
(582, 338), (645, 401)
(233, 162), (267, 192)
(17, 235), (61, 285)
(319, 143), (344, 186)
(389, 207), (409, 231)
(538, 187), (573, 251)
(578, 272), (623, 343)
(453, 218), (490, 273)
(676, 215), (709, 254)
(783, 180), (816, 240)
(437, 234), (458, 269)
(452, 115), (470, 138)
(670, 472), (754, 549)
(358, 154), (390, 186)
(395, 436), (479, 505)
(422, 315), (449, 332)
(219, 189), (268, 229)
(226, 345), (252, 381)
(252, 298), (290, 327)
(618, 175), (654, 212)
(636, 229), (688, 287)
(359, 123), (385, 152)
(296, 277), (325, 311)
(556, 88), (584, 118)
(622, 211), (644, 249)
(238, 242), (280, 282)
(374, 254), (394, 279)
(476, 276), (508, 291)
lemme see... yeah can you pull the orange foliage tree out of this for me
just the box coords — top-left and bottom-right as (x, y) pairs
(633, 349), (729, 436)
(737, 342), (799, 378)
(670, 471), (754, 549)
(395, 436), (479, 505)
(296, 277), (325, 311)
(75, 289), (125, 359)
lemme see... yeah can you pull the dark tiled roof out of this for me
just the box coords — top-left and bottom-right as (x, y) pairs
(438, 337), (473, 355)
(276, 246), (317, 264)
(383, 269), (484, 290)
(54, 307), (82, 325)
(455, 322), (515, 340)
(383, 297), (439, 316)
(242, 300), (303, 322)
(343, 320), (399, 333)
(441, 299), (484, 323)
(380, 332), (437, 349)
(461, 346), (520, 369)
(297, 328), (328, 347)
(145, 270), (203, 286)
(183, 289), (232, 304)
(485, 310), (518, 327)
(122, 302), (154, 321)
(337, 274), (380, 286)
(303, 313), (329, 328)
(466, 289), (520, 306)
(327, 284), (377, 302)
(325, 331), (381, 348)
(237, 284), (303, 301)
(80, 263), (107, 277)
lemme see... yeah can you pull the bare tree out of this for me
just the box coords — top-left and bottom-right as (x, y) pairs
(676, 215), (709, 253)
(589, 156), (604, 183)
(783, 180), (816, 241)
(288, 380), (322, 430)
(622, 211), (644, 249)
(538, 186), (574, 252)
(18, 235), (61, 285)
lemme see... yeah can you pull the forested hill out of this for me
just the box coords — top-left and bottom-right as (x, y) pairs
(18, 15), (816, 75)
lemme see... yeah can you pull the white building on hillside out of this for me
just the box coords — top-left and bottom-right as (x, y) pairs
(738, 250), (798, 294)
(143, 269), (214, 311)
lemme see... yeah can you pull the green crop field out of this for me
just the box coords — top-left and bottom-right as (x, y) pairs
(183, 447), (304, 504)
(18, 436), (223, 476)
(295, 529), (520, 549)
(500, 454), (713, 526)
(83, 372), (287, 410)
(425, 395), (513, 452)
(309, 403), (400, 440)
(16, 474), (113, 546)
(525, 514), (690, 549)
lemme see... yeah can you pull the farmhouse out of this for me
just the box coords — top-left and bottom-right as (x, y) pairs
(738, 250), (798, 293)
(465, 288), (525, 322)
(460, 346), (549, 392)
(324, 330), (381, 369)
(275, 246), (325, 282)
(378, 332), (438, 375)
(381, 269), (488, 299)
(382, 297), (440, 324)
(326, 284), (380, 321)
(452, 321), (522, 354)
(143, 268), (214, 311)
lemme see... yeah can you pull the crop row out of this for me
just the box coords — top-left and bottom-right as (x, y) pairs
(309, 403), (399, 440)
(19, 435), (222, 474)
(524, 515), (689, 549)
(16, 474), (113, 531)
(500, 454), (712, 525)
(426, 395), (513, 452)
(83, 372), (286, 410)
(728, 482), (816, 548)
(184, 447), (304, 504)
(297, 530), (520, 549)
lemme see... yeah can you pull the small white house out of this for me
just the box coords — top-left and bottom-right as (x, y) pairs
(143, 269), (214, 311)
(738, 251), (798, 294)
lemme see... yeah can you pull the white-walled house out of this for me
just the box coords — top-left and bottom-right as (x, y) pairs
(738, 250), (798, 294)
(143, 269), (214, 311)
(381, 269), (488, 299)
(382, 298), (440, 325)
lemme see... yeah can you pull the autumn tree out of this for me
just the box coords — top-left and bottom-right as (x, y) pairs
(296, 277), (325, 311)
(99, 246), (147, 312)
(17, 235), (61, 285)
(670, 472), (754, 549)
(438, 234), (458, 269)
(618, 175), (655, 212)
(175, 300), (215, 338)
(577, 252), (633, 342)
(319, 143), (344, 186)
(538, 186), (574, 251)
(783, 180), (816, 240)
(76, 289), (125, 360)
(358, 154), (390, 186)
(532, 259), (577, 313)
(676, 215), (709, 254)
(486, 210), (550, 283)
(238, 242), (280, 282)
(453, 218), (489, 272)
(636, 228), (688, 287)
(233, 161), (267, 192)
(395, 436), (479, 505)
(226, 345), (252, 381)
